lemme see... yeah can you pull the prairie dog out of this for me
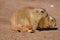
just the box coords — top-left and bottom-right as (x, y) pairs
(10, 7), (49, 33)
(38, 16), (56, 28)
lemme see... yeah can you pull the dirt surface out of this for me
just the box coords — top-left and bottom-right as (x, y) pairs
(0, 0), (60, 40)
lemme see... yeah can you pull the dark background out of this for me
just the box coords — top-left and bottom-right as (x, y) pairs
(0, 0), (60, 40)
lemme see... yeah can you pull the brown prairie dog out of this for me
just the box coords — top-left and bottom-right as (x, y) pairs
(10, 7), (50, 33)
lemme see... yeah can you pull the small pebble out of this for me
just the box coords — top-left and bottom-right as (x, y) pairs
(50, 5), (54, 7)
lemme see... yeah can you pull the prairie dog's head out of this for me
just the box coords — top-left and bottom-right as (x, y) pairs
(48, 16), (56, 27)
(26, 7), (48, 20)
(38, 8), (48, 17)
(29, 8), (48, 15)
(23, 7), (48, 17)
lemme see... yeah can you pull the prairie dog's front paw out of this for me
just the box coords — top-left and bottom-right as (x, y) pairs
(27, 30), (34, 33)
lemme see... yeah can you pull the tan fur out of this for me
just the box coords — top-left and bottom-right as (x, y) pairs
(10, 8), (32, 32)
(10, 7), (49, 33)
(38, 16), (56, 28)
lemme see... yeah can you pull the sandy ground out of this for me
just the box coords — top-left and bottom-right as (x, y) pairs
(0, 0), (60, 40)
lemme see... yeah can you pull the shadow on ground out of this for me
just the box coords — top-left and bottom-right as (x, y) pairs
(37, 27), (58, 31)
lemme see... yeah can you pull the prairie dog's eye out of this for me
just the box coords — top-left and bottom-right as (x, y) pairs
(51, 19), (54, 22)
(41, 11), (44, 13)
